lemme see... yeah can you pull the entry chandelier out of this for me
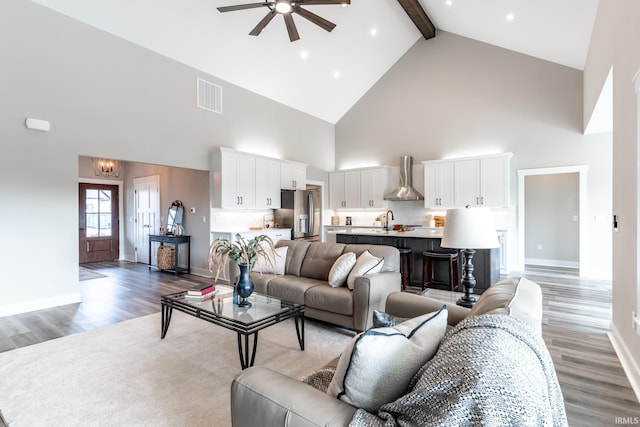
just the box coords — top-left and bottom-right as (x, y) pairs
(93, 158), (121, 177)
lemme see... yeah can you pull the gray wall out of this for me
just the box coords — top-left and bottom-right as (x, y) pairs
(336, 31), (612, 279)
(585, 0), (640, 393)
(524, 173), (579, 266)
(0, 0), (334, 313)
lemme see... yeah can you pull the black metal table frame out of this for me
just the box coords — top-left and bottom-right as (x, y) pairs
(160, 291), (305, 369)
(148, 234), (191, 275)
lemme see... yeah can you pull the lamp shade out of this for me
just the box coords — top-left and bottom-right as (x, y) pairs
(441, 207), (499, 249)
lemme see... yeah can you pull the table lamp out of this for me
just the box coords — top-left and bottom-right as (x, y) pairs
(441, 206), (499, 308)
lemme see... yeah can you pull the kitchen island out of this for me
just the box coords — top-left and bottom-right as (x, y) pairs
(335, 228), (500, 295)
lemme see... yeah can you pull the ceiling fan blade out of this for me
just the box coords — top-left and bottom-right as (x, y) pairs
(249, 9), (278, 36)
(293, 6), (336, 32)
(217, 2), (268, 13)
(297, 0), (350, 5)
(283, 13), (300, 42)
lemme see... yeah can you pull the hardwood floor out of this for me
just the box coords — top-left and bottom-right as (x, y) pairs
(1, 261), (639, 425)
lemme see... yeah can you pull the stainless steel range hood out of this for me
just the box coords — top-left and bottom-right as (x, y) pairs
(384, 155), (424, 201)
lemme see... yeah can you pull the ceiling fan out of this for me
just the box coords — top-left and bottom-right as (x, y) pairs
(217, 0), (351, 42)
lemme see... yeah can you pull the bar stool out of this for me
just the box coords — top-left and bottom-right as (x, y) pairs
(422, 251), (460, 292)
(398, 248), (413, 291)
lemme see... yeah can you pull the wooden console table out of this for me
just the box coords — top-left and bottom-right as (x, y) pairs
(148, 234), (191, 275)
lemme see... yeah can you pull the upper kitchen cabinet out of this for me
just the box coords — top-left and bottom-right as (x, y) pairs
(329, 170), (360, 209)
(281, 160), (306, 190)
(330, 167), (389, 209)
(422, 160), (454, 209)
(211, 148), (255, 209)
(454, 153), (512, 207)
(360, 167), (390, 208)
(255, 157), (281, 209)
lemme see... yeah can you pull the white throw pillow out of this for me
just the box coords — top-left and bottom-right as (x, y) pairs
(252, 246), (287, 275)
(328, 252), (357, 288)
(327, 306), (448, 412)
(346, 250), (384, 290)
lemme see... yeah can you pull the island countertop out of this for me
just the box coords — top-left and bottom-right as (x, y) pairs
(335, 228), (445, 238)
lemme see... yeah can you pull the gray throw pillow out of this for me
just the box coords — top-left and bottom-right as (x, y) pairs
(372, 310), (409, 328)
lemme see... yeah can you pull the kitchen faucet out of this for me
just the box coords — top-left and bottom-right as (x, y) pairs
(385, 210), (395, 231)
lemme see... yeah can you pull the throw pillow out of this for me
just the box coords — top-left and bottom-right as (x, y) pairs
(372, 310), (409, 328)
(346, 250), (384, 290)
(252, 246), (287, 275)
(327, 306), (448, 412)
(328, 252), (357, 288)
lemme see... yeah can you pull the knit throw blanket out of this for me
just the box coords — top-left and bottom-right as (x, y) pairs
(350, 314), (568, 427)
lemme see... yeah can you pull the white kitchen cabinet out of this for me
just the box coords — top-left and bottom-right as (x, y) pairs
(329, 170), (361, 209)
(255, 157), (281, 209)
(211, 148), (255, 209)
(360, 167), (389, 208)
(330, 167), (389, 210)
(281, 161), (306, 190)
(423, 161), (454, 209)
(454, 153), (512, 207)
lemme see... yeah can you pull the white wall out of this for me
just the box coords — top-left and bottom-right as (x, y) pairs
(524, 173), (579, 267)
(335, 31), (612, 279)
(0, 0), (334, 315)
(585, 0), (640, 399)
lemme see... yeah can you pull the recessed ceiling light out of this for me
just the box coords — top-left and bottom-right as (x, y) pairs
(445, 0), (453, 6)
(333, 70), (341, 79)
(505, 13), (515, 22)
(300, 50), (309, 59)
(370, 28), (377, 37)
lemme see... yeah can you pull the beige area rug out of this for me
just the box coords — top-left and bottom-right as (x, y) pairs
(0, 311), (354, 426)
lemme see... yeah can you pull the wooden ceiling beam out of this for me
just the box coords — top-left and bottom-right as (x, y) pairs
(397, 0), (436, 40)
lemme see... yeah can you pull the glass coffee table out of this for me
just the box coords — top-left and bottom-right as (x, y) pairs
(160, 286), (305, 369)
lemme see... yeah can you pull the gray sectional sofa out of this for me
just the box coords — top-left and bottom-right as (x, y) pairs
(244, 240), (402, 332)
(230, 277), (568, 426)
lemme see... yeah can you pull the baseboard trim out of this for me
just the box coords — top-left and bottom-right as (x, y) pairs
(0, 292), (82, 318)
(524, 258), (579, 268)
(608, 323), (640, 404)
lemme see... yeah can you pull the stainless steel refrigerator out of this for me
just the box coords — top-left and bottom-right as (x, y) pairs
(274, 188), (320, 240)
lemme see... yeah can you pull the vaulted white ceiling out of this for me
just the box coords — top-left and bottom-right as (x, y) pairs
(32, 0), (599, 124)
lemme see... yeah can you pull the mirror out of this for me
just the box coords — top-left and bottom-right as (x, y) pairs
(166, 200), (184, 235)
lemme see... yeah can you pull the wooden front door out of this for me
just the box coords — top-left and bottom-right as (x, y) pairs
(79, 183), (120, 263)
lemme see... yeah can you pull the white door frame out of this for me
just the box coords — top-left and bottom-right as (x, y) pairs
(517, 165), (588, 275)
(78, 177), (125, 260)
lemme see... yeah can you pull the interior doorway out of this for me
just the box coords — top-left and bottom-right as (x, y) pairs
(79, 183), (120, 263)
(517, 165), (588, 275)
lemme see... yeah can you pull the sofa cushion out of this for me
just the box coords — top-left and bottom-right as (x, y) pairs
(304, 285), (353, 316)
(328, 252), (356, 288)
(344, 244), (399, 273)
(327, 306), (448, 412)
(266, 275), (325, 305)
(347, 250), (384, 290)
(252, 246), (287, 275)
(275, 240), (313, 276)
(300, 243), (346, 281)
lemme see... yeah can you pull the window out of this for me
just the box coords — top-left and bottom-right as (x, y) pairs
(85, 189), (112, 237)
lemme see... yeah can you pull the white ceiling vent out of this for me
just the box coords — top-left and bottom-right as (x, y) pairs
(197, 78), (222, 114)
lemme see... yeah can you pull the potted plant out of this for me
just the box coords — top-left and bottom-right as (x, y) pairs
(208, 233), (276, 307)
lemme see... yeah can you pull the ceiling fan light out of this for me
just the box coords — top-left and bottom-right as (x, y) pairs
(275, 0), (292, 13)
